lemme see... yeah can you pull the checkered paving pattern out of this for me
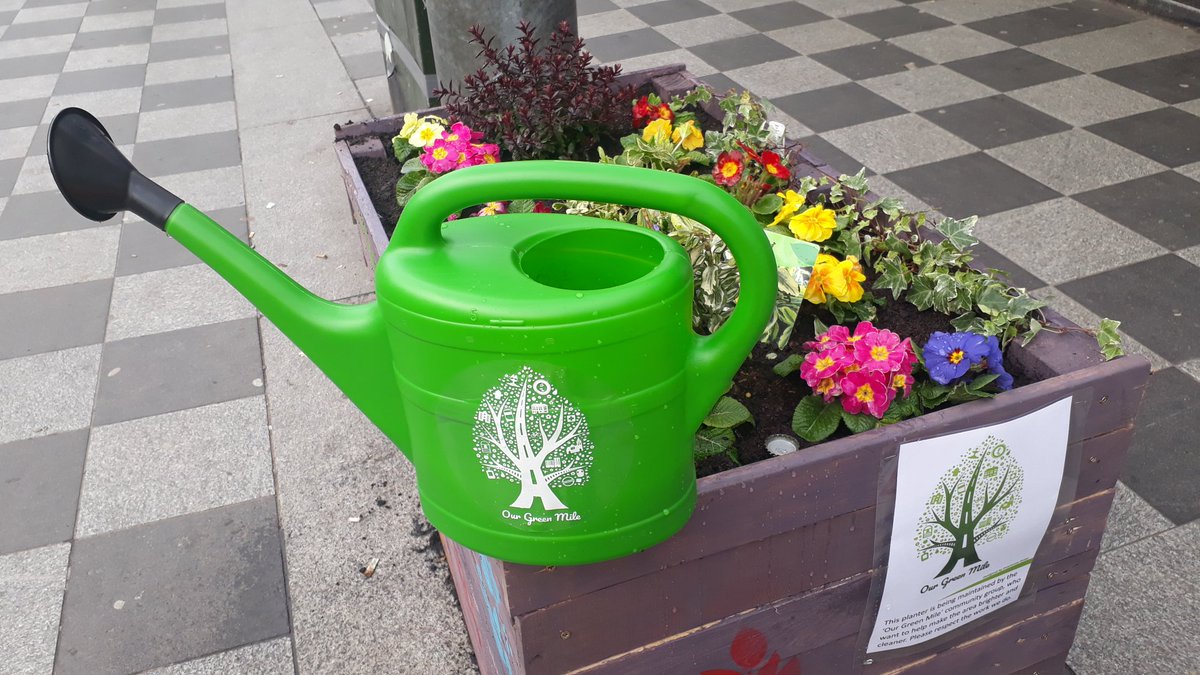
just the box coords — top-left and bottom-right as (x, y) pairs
(0, 0), (1197, 672)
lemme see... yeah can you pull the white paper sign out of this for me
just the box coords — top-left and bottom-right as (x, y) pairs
(866, 396), (1072, 653)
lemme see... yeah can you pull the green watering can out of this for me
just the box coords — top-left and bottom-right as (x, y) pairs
(48, 108), (777, 565)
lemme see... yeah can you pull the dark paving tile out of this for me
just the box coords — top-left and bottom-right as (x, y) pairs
(148, 34), (231, 63)
(965, 0), (1137, 46)
(797, 134), (874, 177)
(154, 2), (226, 24)
(56, 497), (289, 675)
(627, 0), (717, 25)
(1086, 107), (1200, 168)
(729, 2), (827, 31)
(1073, 172), (1200, 251)
(919, 94), (1071, 149)
(971, 240), (1046, 290)
(945, 48), (1081, 92)
(841, 5), (952, 39)
(93, 318), (263, 425)
(886, 152), (1061, 218)
(0, 98), (47, 131)
(1059, 254), (1200, 362)
(811, 41), (932, 80)
(321, 12), (376, 37)
(0, 430), (88, 556)
(343, 51), (384, 80)
(27, 112), (138, 157)
(700, 72), (740, 95)
(132, 130), (242, 178)
(0, 52), (68, 80)
(141, 75), (234, 110)
(774, 83), (906, 133)
(1121, 367), (1200, 524)
(0, 280), (112, 360)
(71, 25), (153, 50)
(690, 33), (796, 71)
(0, 157), (19, 195)
(584, 27), (679, 63)
(0, 190), (108, 241)
(1096, 50), (1200, 105)
(0, 10), (17, 25)
(54, 63), (146, 95)
(116, 205), (247, 276)
(22, 0), (84, 7)
(1, 17), (81, 39)
(579, 0), (618, 15)
(84, 0), (157, 14)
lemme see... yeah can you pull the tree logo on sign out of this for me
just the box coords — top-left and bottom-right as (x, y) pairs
(914, 435), (1024, 578)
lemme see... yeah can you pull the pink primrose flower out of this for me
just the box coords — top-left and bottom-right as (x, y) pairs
(800, 346), (852, 388)
(803, 325), (851, 352)
(839, 370), (894, 419)
(421, 138), (460, 174)
(470, 143), (501, 165)
(853, 328), (905, 372)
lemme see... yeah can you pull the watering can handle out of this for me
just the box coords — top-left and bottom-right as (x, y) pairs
(397, 160), (778, 429)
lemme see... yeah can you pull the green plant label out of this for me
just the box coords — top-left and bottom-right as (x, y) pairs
(866, 397), (1072, 653)
(765, 231), (819, 290)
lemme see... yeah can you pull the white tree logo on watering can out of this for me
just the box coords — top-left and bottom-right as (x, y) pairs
(471, 367), (594, 511)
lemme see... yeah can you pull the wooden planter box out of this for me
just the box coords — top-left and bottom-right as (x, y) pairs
(333, 66), (1150, 674)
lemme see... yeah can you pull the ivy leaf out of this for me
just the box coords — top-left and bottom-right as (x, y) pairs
(1007, 294), (1045, 318)
(976, 284), (1011, 317)
(694, 426), (735, 459)
(704, 396), (754, 429)
(813, 316), (829, 336)
(773, 353), (805, 377)
(752, 193), (784, 215)
(839, 168), (870, 193)
(841, 410), (877, 434)
(935, 216), (979, 251)
(1097, 318), (1125, 360)
(1021, 318), (1043, 346)
(874, 255), (911, 299)
(792, 396), (842, 443)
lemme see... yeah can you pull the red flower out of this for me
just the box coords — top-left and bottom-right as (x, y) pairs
(655, 103), (674, 123)
(632, 96), (652, 127)
(735, 140), (761, 162)
(532, 201), (553, 213)
(760, 151), (791, 181)
(714, 150), (744, 186)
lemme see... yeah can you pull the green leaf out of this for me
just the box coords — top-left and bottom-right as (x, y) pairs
(935, 215), (979, 251)
(976, 284), (1011, 317)
(1021, 318), (1043, 347)
(1097, 318), (1125, 360)
(873, 255), (910, 299)
(813, 317), (829, 336)
(400, 156), (425, 175)
(704, 396), (754, 429)
(1007, 293), (1045, 318)
(773, 353), (805, 377)
(765, 225), (792, 238)
(752, 193), (784, 215)
(508, 199), (535, 214)
(881, 395), (920, 425)
(694, 426), (735, 460)
(966, 373), (1000, 392)
(395, 173), (433, 207)
(839, 168), (869, 193)
(841, 410), (877, 434)
(907, 276), (937, 311)
(792, 396), (842, 443)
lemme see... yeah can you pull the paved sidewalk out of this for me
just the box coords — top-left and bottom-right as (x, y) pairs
(0, 0), (1198, 673)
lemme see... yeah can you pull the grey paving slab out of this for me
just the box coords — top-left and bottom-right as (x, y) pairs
(0, 15), (78, 38)
(0, 189), (112, 240)
(600, 46), (717, 77)
(584, 26), (679, 62)
(965, 0), (1139, 47)
(860, 64), (999, 112)
(801, 0), (903, 18)
(0, 73), (57, 106)
(1027, 18), (1200, 73)
(148, 34), (231, 63)
(136, 100), (237, 142)
(811, 40), (932, 81)
(0, 430), (87, 555)
(886, 24), (1011, 65)
(71, 24), (153, 50)
(0, 98), (49, 131)
(0, 126), (35, 160)
(41, 85), (143, 123)
(83, 0), (156, 14)
(0, 156), (21, 195)
(766, 19), (877, 55)
(0, 278), (112, 360)
(627, 0), (716, 25)
(0, 224), (119, 293)
(320, 11), (375, 37)
(141, 74), (234, 110)
(724, 54), (848, 99)
(131, 129), (242, 178)
(774, 82), (906, 133)
(77, 9), (154, 33)
(1101, 481), (1176, 553)
(92, 318), (263, 426)
(945, 47), (1082, 92)
(56, 497), (289, 675)
(0, 51), (68, 79)
(578, 8), (648, 39)
(822, 112), (976, 174)
(1096, 50), (1200, 105)
(841, 5), (951, 39)
(223, 0), (314, 33)
(53, 62), (146, 95)
(151, 17), (227, 42)
(27, 111), (138, 157)
(988, 128), (1167, 196)
(228, 19), (360, 129)
(921, 94), (1071, 150)
(1073, 171), (1200, 251)
(259, 319), (475, 673)
(77, 396), (273, 537)
(0, 543), (70, 674)
(1008, 74), (1166, 128)
(11, 1), (85, 24)
(1087, 107), (1200, 168)
(886, 151), (1061, 218)
(975, 197), (1165, 285)
(145, 636), (295, 674)
(239, 111), (375, 301)
(1029, 286), (1171, 372)
(62, 43), (150, 72)
(1069, 519), (1200, 674)
(341, 50), (382, 80)
(148, 165), (245, 211)
(155, 2), (225, 24)
(144, 53), (231, 86)
(106, 262), (256, 340)
(728, 1), (827, 31)
(0, 344), (100, 446)
(116, 205), (247, 276)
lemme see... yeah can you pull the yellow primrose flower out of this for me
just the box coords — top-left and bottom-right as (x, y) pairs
(399, 112), (420, 139)
(804, 253), (865, 304)
(671, 119), (703, 150)
(832, 255), (866, 303)
(788, 204), (836, 242)
(768, 189), (806, 228)
(642, 118), (672, 143)
(409, 121), (445, 148)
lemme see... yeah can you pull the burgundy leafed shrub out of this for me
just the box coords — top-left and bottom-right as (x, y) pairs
(433, 20), (634, 161)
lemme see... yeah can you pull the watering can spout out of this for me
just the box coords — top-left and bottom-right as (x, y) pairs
(47, 108), (409, 452)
